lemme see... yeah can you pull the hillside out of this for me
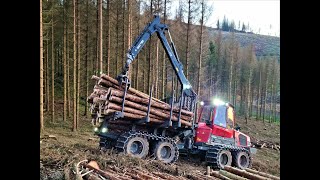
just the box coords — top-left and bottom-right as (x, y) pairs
(207, 28), (280, 58)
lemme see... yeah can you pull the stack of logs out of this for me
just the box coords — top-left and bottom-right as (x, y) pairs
(251, 137), (280, 151)
(87, 74), (194, 129)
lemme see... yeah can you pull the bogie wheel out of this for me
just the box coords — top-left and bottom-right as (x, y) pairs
(154, 141), (178, 163)
(206, 146), (232, 169)
(125, 136), (149, 159)
(217, 150), (232, 168)
(232, 151), (252, 169)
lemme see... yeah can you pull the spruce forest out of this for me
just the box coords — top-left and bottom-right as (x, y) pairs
(40, 0), (280, 179)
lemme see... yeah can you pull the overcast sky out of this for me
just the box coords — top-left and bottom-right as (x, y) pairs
(169, 0), (280, 37)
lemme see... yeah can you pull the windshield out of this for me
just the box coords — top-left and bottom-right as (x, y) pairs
(214, 105), (227, 128)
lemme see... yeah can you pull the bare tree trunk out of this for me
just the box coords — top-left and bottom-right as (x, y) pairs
(95, 6), (99, 75)
(84, 0), (89, 117)
(155, 40), (159, 98)
(256, 69), (261, 120)
(185, 0), (192, 79)
(51, 11), (55, 123)
(116, 1), (119, 75)
(77, 0), (81, 129)
(99, 0), (103, 74)
(40, 0), (44, 131)
(106, 0), (111, 75)
(250, 85), (254, 118)
(127, 0), (132, 79)
(135, 4), (140, 90)
(73, 0), (77, 131)
(161, 0), (167, 99)
(63, 6), (67, 122)
(122, 0), (126, 68)
(197, 0), (204, 98)
(46, 40), (50, 112)
(148, 0), (153, 94)
(67, 29), (71, 118)
(269, 84), (273, 122)
(262, 65), (269, 122)
(144, 47), (147, 92)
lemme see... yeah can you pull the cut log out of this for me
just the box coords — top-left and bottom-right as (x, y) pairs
(219, 170), (249, 180)
(108, 95), (192, 126)
(245, 168), (280, 180)
(224, 166), (270, 180)
(91, 75), (101, 81)
(104, 109), (165, 123)
(260, 143), (266, 149)
(210, 171), (231, 180)
(109, 88), (194, 117)
(84, 164), (121, 180)
(100, 74), (160, 99)
(105, 102), (165, 120)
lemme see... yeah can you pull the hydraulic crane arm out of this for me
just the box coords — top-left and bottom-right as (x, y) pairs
(120, 15), (196, 98)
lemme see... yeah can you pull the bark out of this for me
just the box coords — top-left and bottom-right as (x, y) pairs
(224, 166), (269, 180)
(84, 164), (121, 180)
(161, 0), (167, 99)
(245, 168), (280, 180)
(40, 0), (44, 131)
(51, 11), (55, 123)
(67, 29), (71, 118)
(155, 39), (159, 98)
(99, 0), (103, 74)
(210, 171), (231, 180)
(106, 0), (111, 75)
(63, 4), (67, 121)
(256, 69), (261, 120)
(84, 0), (89, 117)
(127, 0), (132, 79)
(46, 39), (50, 112)
(108, 88), (193, 116)
(108, 95), (192, 126)
(73, 0), (77, 131)
(197, 0), (204, 98)
(219, 170), (248, 180)
(262, 68), (268, 122)
(122, 0), (126, 68)
(135, 7), (140, 90)
(148, 0), (153, 94)
(100, 74), (163, 103)
(104, 108), (164, 123)
(77, 0), (81, 129)
(185, 0), (192, 79)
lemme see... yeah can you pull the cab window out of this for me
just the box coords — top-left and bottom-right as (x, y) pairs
(226, 107), (234, 129)
(199, 105), (213, 123)
(213, 106), (227, 128)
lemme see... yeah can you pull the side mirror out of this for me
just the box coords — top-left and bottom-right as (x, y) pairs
(235, 125), (241, 131)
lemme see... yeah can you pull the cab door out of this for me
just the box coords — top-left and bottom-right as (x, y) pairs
(224, 106), (235, 138)
(212, 106), (228, 137)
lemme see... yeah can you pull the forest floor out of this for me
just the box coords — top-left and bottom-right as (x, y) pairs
(40, 103), (280, 179)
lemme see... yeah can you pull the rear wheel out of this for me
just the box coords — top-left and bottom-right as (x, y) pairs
(154, 141), (178, 163)
(232, 151), (252, 169)
(206, 146), (232, 169)
(124, 136), (149, 158)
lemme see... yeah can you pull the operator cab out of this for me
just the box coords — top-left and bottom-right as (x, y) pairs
(195, 99), (236, 143)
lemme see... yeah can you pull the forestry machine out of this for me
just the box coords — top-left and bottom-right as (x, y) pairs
(93, 15), (256, 169)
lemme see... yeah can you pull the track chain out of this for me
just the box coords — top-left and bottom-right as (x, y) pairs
(206, 144), (252, 170)
(115, 131), (179, 163)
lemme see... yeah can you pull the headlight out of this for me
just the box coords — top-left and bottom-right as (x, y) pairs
(101, 127), (108, 133)
(213, 98), (225, 106)
(94, 127), (98, 132)
(200, 101), (204, 106)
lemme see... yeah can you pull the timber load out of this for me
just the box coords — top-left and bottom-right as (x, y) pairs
(87, 74), (194, 129)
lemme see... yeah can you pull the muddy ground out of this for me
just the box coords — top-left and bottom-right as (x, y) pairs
(40, 109), (280, 179)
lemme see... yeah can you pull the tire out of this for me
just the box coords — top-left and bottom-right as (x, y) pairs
(154, 141), (178, 163)
(217, 150), (232, 168)
(233, 151), (252, 169)
(206, 146), (232, 169)
(124, 136), (149, 159)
